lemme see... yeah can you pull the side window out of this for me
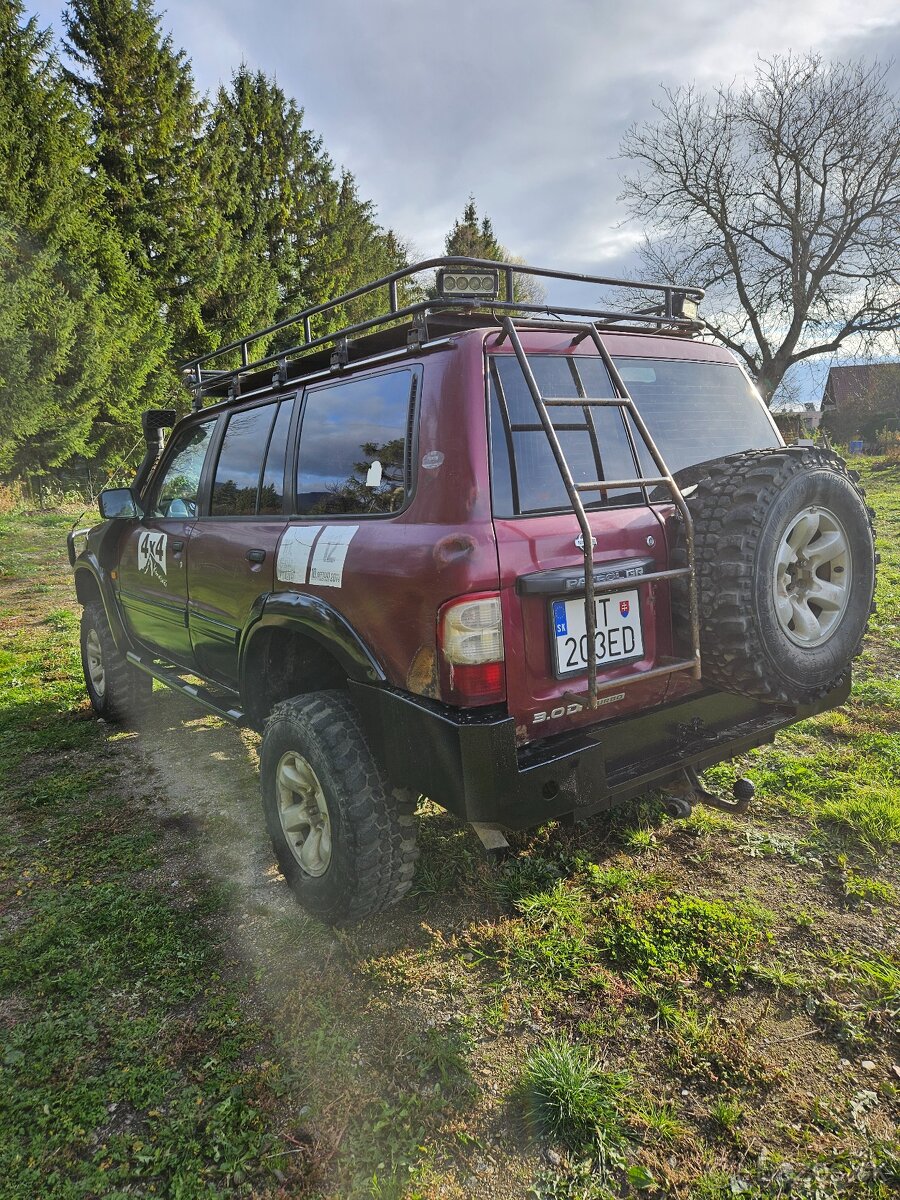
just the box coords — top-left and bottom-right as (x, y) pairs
(296, 369), (414, 516)
(258, 400), (293, 515)
(210, 403), (279, 516)
(150, 422), (215, 518)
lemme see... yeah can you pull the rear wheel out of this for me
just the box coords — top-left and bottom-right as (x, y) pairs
(80, 603), (152, 722)
(260, 690), (418, 924)
(676, 448), (876, 704)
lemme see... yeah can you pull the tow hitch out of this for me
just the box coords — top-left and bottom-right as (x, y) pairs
(663, 766), (755, 819)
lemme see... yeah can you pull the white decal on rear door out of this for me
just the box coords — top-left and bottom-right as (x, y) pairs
(138, 531), (167, 584)
(276, 526), (321, 584)
(309, 525), (359, 588)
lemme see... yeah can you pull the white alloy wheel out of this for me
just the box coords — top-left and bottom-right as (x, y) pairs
(773, 504), (852, 648)
(276, 751), (332, 876)
(85, 627), (106, 698)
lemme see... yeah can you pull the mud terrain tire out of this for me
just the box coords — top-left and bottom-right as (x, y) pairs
(678, 448), (876, 705)
(80, 602), (152, 722)
(260, 690), (418, 925)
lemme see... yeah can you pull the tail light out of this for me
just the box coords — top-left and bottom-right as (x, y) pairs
(437, 592), (505, 706)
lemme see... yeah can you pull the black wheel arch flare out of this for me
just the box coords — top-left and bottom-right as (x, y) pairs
(239, 591), (386, 701)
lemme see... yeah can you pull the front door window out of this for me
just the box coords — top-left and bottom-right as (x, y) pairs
(150, 423), (215, 518)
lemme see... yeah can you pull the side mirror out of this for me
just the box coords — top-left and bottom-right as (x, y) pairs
(98, 488), (141, 519)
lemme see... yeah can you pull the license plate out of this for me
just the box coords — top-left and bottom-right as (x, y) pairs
(551, 588), (644, 677)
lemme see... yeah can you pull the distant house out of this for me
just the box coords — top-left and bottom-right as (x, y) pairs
(820, 363), (900, 443)
(771, 403), (823, 441)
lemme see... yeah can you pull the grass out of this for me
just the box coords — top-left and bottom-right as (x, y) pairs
(0, 519), (311, 1197)
(0, 457), (898, 1198)
(808, 950), (900, 1047)
(702, 461), (900, 858)
(708, 1097), (743, 1137)
(0, 681), (309, 1185)
(517, 1037), (630, 1160)
(663, 1005), (774, 1089)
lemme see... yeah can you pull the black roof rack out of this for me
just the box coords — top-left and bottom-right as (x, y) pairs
(179, 255), (704, 409)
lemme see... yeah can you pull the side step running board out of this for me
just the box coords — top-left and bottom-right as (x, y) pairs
(126, 651), (245, 724)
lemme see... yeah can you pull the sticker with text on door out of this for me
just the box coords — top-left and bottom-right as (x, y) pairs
(551, 588), (643, 677)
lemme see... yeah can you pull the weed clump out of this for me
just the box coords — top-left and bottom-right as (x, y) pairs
(503, 881), (598, 991)
(600, 894), (771, 989)
(665, 1008), (775, 1088)
(808, 950), (900, 1046)
(820, 788), (900, 851)
(494, 853), (566, 906)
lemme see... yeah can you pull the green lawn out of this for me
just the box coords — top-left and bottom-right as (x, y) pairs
(0, 461), (897, 1199)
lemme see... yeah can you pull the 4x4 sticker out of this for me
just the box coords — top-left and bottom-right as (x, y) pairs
(138, 531), (167, 584)
(310, 526), (358, 588)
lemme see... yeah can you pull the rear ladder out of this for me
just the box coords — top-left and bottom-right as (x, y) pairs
(499, 316), (702, 710)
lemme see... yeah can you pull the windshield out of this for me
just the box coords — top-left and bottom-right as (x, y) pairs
(488, 354), (779, 516)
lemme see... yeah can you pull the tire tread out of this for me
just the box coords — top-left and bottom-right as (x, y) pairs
(80, 603), (151, 722)
(675, 448), (875, 704)
(262, 690), (419, 924)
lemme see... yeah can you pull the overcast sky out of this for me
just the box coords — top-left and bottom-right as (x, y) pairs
(25, 0), (900, 401)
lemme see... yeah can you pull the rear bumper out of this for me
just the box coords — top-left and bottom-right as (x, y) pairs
(350, 678), (850, 830)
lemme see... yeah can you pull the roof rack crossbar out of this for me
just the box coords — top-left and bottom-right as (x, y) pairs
(180, 256), (704, 403)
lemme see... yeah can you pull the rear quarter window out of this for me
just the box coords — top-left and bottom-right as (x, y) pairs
(295, 368), (416, 516)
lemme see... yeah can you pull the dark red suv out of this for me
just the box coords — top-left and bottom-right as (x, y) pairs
(68, 258), (876, 923)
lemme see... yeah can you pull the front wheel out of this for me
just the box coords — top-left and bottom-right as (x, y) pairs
(80, 603), (152, 722)
(260, 691), (418, 925)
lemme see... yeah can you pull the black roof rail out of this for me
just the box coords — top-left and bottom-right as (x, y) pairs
(179, 256), (704, 408)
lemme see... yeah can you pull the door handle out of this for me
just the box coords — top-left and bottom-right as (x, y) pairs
(172, 539), (185, 552)
(246, 548), (266, 564)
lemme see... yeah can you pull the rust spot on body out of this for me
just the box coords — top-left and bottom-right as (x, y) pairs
(407, 646), (438, 697)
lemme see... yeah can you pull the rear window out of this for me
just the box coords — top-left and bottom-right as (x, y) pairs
(488, 354), (778, 516)
(489, 356), (643, 515)
(615, 357), (779, 476)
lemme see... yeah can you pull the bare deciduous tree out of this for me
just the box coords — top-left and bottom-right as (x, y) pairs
(619, 55), (900, 402)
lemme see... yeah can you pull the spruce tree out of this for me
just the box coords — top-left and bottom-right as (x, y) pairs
(207, 67), (409, 353)
(0, 2), (166, 486)
(445, 197), (505, 261)
(318, 171), (410, 331)
(203, 67), (316, 353)
(63, 0), (220, 363)
(443, 197), (543, 305)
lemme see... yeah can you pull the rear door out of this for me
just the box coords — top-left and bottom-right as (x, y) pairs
(488, 350), (672, 737)
(187, 396), (295, 684)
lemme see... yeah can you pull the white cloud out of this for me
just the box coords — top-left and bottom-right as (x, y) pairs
(24, 0), (900, 399)
(29, 0), (900, 263)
